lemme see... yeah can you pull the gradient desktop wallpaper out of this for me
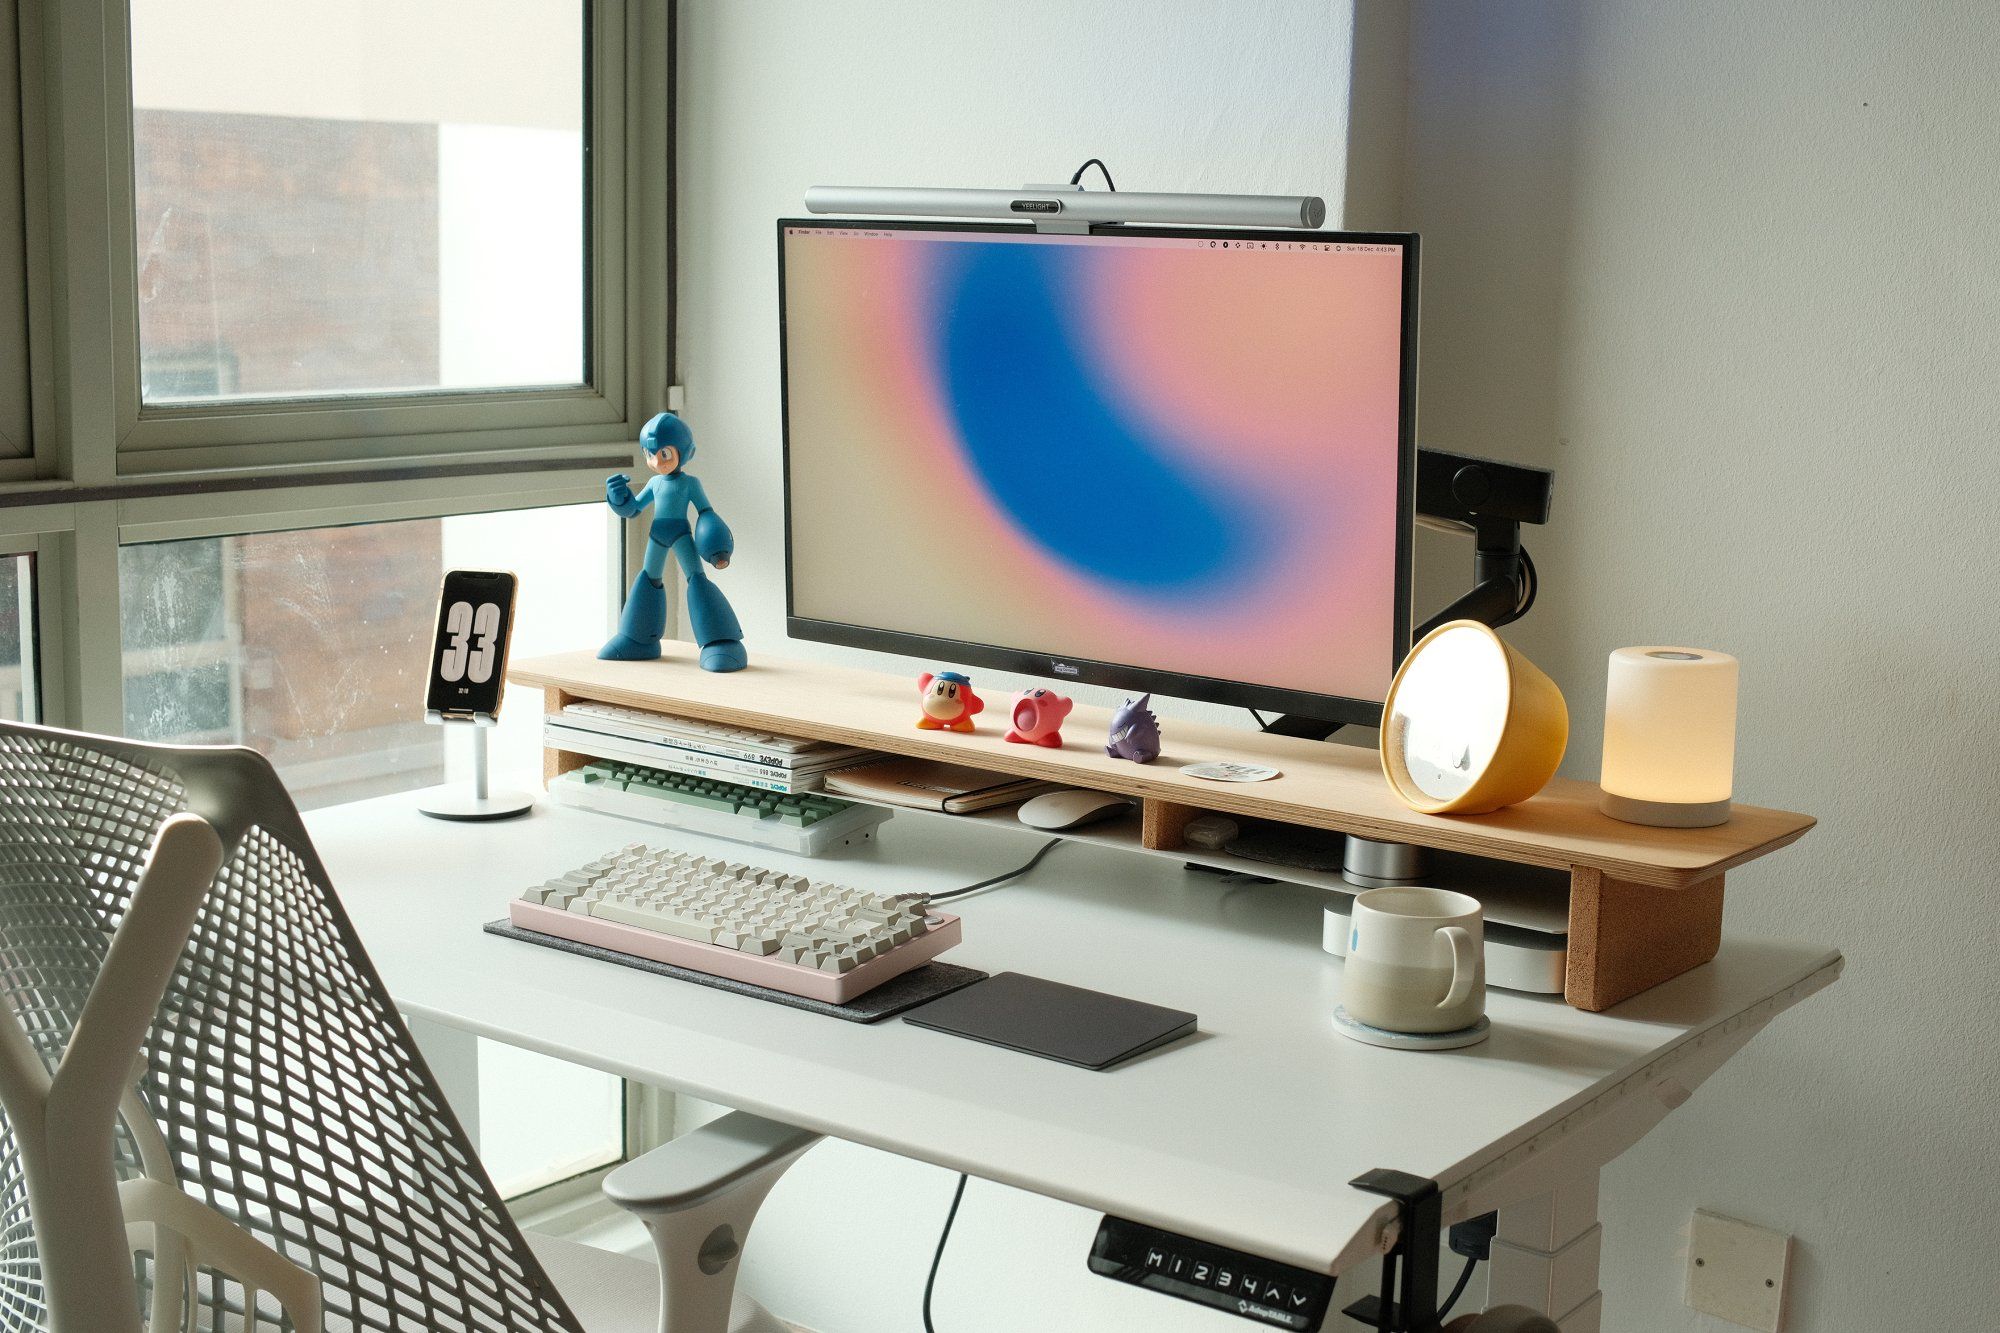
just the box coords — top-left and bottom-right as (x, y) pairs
(782, 224), (1409, 706)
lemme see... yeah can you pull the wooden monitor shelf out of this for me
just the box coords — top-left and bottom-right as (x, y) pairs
(511, 646), (1816, 1011)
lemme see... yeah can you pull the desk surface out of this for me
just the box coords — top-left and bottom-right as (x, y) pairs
(308, 795), (1839, 1277)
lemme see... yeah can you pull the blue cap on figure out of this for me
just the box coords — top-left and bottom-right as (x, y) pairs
(640, 411), (695, 466)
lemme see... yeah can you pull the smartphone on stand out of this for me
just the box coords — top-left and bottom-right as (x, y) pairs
(426, 569), (519, 722)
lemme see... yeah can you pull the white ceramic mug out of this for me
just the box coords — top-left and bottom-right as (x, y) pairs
(1341, 887), (1485, 1034)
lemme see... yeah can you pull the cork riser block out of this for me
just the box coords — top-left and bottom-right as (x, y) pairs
(1141, 799), (1199, 852)
(1565, 867), (1727, 1011)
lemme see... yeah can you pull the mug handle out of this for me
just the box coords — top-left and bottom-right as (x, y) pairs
(1436, 926), (1477, 1009)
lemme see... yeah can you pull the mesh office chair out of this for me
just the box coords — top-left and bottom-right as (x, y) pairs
(0, 722), (816, 1333)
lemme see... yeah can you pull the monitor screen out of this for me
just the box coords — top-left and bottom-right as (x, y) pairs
(779, 219), (1416, 723)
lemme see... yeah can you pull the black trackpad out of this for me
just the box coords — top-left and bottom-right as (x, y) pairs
(903, 972), (1197, 1070)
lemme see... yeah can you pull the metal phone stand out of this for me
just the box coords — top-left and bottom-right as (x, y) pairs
(416, 712), (534, 821)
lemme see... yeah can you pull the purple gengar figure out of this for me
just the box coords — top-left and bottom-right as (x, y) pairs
(1105, 693), (1162, 764)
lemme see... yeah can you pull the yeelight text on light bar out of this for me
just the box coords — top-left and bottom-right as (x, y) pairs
(803, 184), (1326, 230)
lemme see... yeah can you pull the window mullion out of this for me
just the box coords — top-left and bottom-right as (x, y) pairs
(58, 499), (122, 732)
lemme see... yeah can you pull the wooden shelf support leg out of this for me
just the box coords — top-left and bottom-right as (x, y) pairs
(1564, 867), (1726, 1012)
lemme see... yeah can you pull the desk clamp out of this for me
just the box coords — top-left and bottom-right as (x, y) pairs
(1345, 1169), (1444, 1333)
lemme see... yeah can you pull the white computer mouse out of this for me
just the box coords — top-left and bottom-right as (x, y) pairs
(1016, 788), (1134, 831)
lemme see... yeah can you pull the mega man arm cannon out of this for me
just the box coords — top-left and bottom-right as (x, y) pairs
(600, 412), (748, 672)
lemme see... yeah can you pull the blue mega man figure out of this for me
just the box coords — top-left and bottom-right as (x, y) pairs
(598, 412), (747, 671)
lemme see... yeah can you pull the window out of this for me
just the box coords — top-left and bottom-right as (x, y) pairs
(0, 554), (36, 721)
(127, 1), (587, 404)
(9, 0), (671, 1218)
(120, 504), (614, 809)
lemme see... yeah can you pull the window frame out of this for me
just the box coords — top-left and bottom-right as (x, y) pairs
(36, 0), (670, 484)
(0, 0), (33, 463)
(2, 0), (675, 1209)
(8, 0), (673, 726)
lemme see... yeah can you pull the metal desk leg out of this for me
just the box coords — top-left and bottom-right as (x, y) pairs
(1488, 1164), (1603, 1332)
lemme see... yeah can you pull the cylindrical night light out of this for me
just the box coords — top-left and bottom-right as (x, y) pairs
(1600, 647), (1739, 827)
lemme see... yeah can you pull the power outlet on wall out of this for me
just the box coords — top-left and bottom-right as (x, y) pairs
(1685, 1209), (1791, 1331)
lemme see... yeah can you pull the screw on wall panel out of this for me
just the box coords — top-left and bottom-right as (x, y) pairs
(1695, 1258), (1705, 1267)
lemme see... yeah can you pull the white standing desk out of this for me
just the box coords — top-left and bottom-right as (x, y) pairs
(307, 795), (1839, 1329)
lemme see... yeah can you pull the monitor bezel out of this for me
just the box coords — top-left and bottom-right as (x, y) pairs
(777, 216), (1419, 729)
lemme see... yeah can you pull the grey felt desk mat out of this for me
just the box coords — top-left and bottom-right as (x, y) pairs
(483, 920), (987, 1023)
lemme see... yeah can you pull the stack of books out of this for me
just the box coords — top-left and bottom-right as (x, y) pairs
(544, 701), (875, 795)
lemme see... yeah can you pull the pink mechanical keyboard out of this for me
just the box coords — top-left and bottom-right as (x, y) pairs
(509, 843), (961, 1004)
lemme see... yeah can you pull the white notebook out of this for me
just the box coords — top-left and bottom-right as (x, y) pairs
(823, 757), (1051, 813)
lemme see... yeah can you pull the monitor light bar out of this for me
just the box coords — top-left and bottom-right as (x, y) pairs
(803, 183), (1326, 230)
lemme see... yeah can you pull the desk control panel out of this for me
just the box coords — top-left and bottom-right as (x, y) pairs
(1088, 1216), (1334, 1330)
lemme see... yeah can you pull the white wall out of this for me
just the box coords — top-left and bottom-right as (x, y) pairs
(1403, 1), (2000, 1327)
(674, 5), (1377, 1331)
(677, 0), (1371, 732)
(674, 1), (2000, 1328)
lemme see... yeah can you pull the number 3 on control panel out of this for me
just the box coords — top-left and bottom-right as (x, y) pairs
(426, 570), (519, 721)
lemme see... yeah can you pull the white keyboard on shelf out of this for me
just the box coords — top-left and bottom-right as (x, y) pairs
(508, 843), (962, 1004)
(559, 701), (865, 762)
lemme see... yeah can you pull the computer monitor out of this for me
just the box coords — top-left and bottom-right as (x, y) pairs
(778, 219), (1417, 726)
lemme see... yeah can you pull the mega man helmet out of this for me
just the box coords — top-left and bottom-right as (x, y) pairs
(640, 411), (695, 465)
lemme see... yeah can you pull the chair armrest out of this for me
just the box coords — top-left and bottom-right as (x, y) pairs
(605, 1110), (820, 1216)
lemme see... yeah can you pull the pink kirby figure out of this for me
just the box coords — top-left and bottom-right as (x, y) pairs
(1005, 687), (1074, 748)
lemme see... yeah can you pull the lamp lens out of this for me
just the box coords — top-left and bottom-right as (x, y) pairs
(1390, 625), (1508, 801)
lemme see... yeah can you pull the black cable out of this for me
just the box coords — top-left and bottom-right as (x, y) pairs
(928, 838), (1064, 903)
(1516, 543), (1539, 617)
(921, 1173), (969, 1333)
(1438, 1252), (1479, 1320)
(1069, 157), (1117, 191)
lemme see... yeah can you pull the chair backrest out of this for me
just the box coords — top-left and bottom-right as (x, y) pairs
(0, 722), (586, 1333)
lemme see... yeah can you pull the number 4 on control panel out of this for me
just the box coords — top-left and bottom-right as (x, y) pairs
(426, 570), (519, 722)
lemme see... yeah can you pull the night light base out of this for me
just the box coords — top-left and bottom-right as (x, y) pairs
(1599, 791), (1731, 828)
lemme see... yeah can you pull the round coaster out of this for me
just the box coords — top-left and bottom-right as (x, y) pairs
(1333, 1006), (1491, 1051)
(1180, 761), (1282, 783)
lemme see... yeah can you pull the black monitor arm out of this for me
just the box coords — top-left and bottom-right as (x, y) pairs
(1264, 448), (1554, 742)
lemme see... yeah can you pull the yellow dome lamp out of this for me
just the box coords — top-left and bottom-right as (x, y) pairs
(1380, 620), (1569, 815)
